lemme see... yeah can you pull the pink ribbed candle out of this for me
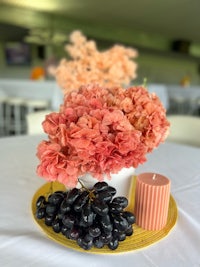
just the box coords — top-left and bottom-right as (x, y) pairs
(134, 172), (171, 230)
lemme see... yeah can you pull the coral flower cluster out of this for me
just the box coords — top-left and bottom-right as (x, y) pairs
(52, 30), (138, 94)
(36, 84), (170, 188)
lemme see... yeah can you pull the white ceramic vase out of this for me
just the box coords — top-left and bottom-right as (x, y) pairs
(77, 167), (135, 198)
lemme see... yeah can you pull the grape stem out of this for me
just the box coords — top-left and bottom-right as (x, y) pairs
(78, 179), (95, 200)
(46, 182), (54, 198)
(78, 179), (88, 191)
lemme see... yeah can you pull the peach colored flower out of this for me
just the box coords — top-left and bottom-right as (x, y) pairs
(53, 30), (138, 94)
(36, 84), (170, 188)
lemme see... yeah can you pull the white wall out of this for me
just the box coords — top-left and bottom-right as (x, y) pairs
(135, 52), (200, 85)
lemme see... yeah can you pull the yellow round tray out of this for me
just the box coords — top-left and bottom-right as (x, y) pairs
(31, 178), (178, 254)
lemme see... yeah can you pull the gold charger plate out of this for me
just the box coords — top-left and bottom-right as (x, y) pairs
(31, 177), (178, 254)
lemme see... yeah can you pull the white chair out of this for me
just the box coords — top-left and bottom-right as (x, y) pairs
(5, 97), (26, 135)
(24, 99), (50, 113)
(167, 115), (200, 147)
(189, 97), (200, 115)
(26, 110), (52, 135)
(169, 96), (189, 114)
(0, 89), (8, 136)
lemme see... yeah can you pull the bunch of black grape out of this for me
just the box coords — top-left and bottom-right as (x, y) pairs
(35, 181), (136, 251)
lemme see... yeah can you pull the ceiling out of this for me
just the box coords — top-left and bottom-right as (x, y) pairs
(0, 23), (29, 41)
(0, 0), (200, 54)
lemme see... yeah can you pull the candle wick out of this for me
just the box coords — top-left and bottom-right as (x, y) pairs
(152, 174), (156, 180)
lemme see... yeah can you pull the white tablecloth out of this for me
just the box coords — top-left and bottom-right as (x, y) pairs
(0, 135), (200, 267)
(167, 85), (200, 114)
(148, 84), (169, 110)
(167, 85), (200, 102)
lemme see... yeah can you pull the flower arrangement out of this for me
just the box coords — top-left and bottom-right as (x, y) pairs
(36, 84), (170, 188)
(50, 30), (138, 94)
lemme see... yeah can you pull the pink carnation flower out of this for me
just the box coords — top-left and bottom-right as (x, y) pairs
(36, 84), (170, 188)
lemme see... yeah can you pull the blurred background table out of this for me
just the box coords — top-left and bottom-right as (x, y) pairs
(0, 79), (63, 136)
(1, 80), (200, 137)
